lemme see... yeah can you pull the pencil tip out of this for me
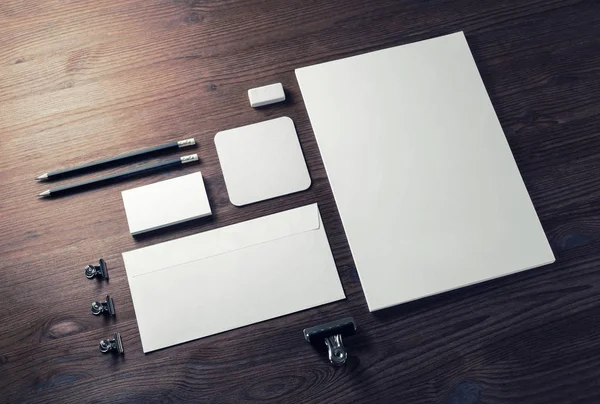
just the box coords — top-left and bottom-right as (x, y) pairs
(38, 190), (51, 197)
(36, 173), (48, 181)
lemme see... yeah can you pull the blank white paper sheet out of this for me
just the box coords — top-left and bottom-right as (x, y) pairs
(295, 32), (555, 311)
(122, 203), (345, 352)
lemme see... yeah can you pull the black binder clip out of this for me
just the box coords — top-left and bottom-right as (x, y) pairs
(92, 295), (116, 316)
(85, 259), (109, 281)
(100, 332), (124, 355)
(303, 317), (357, 366)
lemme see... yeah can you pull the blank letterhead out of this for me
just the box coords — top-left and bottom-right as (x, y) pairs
(296, 32), (555, 311)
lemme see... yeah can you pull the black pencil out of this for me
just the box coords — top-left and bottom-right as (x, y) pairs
(35, 138), (196, 181)
(38, 154), (198, 198)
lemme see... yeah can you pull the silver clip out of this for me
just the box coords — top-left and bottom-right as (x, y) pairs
(85, 259), (109, 281)
(92, 295), (116, 316)
(304, 317), (356, 366)
(100, 332), (124, 354)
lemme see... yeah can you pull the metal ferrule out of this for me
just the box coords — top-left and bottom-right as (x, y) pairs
(180, 154), (199, 164)
(177, 138), (196, 148)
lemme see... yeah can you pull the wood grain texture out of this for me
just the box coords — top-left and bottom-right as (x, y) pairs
(1, 0), (599, 402)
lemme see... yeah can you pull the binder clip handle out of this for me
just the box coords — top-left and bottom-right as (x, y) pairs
(325, 334), (347, 365)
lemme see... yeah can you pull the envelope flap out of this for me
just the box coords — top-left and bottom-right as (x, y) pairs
(122, 203), (322, 278)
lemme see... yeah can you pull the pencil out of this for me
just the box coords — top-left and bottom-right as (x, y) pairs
(38, 154), (199, 198)
(35, 138), (196, 181)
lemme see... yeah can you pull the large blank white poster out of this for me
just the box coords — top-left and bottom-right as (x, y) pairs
(296, 32), (555, 311)
(123, 204), (345, 352)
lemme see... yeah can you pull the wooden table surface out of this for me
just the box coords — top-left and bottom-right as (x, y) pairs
(1, 0), (600, 402)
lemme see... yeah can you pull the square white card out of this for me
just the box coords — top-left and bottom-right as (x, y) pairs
(215, 117), (311, 206)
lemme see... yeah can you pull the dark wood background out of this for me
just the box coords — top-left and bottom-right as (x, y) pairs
(1, 0), (599, 402)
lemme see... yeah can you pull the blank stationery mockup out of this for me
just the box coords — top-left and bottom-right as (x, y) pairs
(121, 171), (211, 235)
(122, 203), (345, 352)
(295, 32), (555, 311)
(215, 117), (311, 206)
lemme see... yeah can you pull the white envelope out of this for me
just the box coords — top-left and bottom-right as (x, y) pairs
(122, 203), (345, 353)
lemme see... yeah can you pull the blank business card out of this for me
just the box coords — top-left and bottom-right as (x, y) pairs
(122, 171), (211, 235)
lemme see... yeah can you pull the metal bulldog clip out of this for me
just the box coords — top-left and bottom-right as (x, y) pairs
(85, 259), (109, 281)
(91, 295), (115, 316)
(303, 317), (357, 366)
(99, 332), (124, 355)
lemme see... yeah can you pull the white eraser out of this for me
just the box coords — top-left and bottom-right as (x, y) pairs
(248, 83), (286, 107)
(122, 172), (211, 235)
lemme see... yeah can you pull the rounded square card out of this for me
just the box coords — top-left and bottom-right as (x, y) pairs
(215, 117), (311, 206)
